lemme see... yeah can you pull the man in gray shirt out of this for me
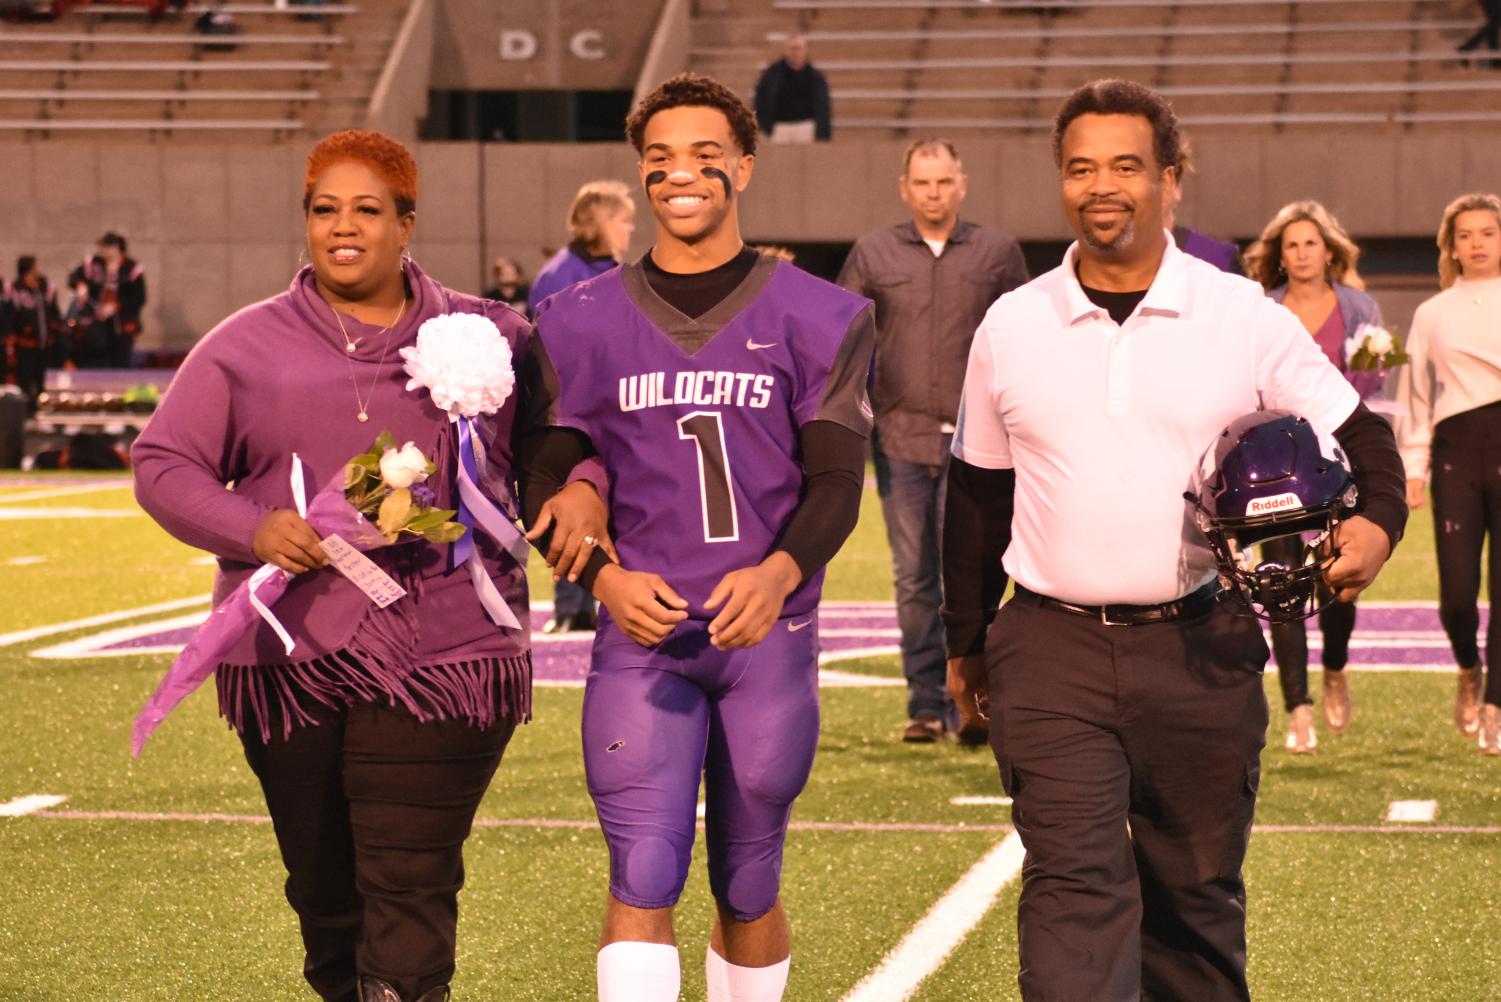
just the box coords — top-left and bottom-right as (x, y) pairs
(838, 139), (1029, 743)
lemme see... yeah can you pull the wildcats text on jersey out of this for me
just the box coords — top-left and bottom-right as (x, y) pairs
(619, 370), (775, 413)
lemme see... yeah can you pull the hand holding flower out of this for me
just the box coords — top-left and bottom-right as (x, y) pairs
(252, 509), (328, 574)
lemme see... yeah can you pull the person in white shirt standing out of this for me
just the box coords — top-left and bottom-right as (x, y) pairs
(941, 79), (1407, 1001)
(1396, 192), (1501, 754)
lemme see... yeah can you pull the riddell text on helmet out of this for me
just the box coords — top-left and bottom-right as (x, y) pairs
(1245, 492), (1303, 516)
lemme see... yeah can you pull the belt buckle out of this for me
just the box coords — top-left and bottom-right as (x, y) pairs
(1099, 604), (1132, 627)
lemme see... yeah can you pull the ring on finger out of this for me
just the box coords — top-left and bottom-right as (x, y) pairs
(582, 535), (597, 547)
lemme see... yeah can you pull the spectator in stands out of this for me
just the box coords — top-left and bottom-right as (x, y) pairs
(193, 2), (239, 52)
(1244, 200), (1385, 753)
(1458, 0), (1501, 67)
(1164, 138), (1240, 273)
(754, 33), (832, 144)
(838, 138), (1029, 744)
(527, 178), (635, 634)
(68, 232), (146, 369)
(132, 128), (610, 1002)
(2, 256), (63, 412)
(0, 0), (59, 22)
(1396, 192), (1501, 755)
(483, 256), (530, 315)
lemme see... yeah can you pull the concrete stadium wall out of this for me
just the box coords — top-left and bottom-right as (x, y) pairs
(2, 131), (1496, 349)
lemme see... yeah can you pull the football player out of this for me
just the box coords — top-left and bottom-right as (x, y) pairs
(516, 73), (874, 1002)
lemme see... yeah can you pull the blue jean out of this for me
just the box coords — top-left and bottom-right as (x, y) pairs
(553, 578), (596, 620)
(873, 434), (951, 721)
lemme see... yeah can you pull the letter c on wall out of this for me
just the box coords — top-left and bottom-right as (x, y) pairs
(569, 29), (605, 60)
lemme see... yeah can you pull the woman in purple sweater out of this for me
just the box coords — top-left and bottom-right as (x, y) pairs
(132, 130), (606, 1002)
(1245, 200), (1386, 754)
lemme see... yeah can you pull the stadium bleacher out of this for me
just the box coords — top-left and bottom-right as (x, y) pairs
(693, 0), (1501, 136)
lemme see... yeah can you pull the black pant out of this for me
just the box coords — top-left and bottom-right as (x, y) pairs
(1262, 536), (1357, 713)
(241, 698), (514, 1002)
(1431, 404), (1501, 705)
(986, 590), (1268, 1002)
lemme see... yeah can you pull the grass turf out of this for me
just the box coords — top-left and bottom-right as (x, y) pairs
(2, 479), (1498, 1000)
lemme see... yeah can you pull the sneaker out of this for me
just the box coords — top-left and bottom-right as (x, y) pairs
(1322, 669), (1352, 732)
(1455, 666), (1482, 736)
(1481, 704), (1501, 756)
(902, 712), (945, 743)
(1285, 704), (1317, 753)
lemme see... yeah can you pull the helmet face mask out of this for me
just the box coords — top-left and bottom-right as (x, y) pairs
(1187, 413), (1357, 624)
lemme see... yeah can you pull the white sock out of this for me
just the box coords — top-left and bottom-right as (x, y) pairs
(597, 941), (680, 1002)
(705, 947), (791, 1002)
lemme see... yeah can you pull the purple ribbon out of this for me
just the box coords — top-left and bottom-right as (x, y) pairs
(453, 417), (529, 629)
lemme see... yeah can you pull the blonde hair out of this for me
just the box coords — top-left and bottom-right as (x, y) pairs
(567, 180), (634, 254)
(1244, 200), (1365, 292)
(1436, 192), (1501, 289)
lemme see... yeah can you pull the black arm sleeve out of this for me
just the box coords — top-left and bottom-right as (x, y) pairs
(1332, 400), (1408, 550)
(512, 335), (614, 590)
(940, 457), (1016, 659)
(772, 420), (866, 581)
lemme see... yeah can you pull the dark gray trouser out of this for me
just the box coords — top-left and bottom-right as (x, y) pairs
(241, 699), (513, 1002)
(873, 433), (952, 721)
(985, 590), (1269, 1002)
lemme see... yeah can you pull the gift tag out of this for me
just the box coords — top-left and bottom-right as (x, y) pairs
(321, 534), (407, 608)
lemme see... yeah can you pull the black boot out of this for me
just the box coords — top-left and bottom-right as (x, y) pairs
(357, 978), (450, 1002)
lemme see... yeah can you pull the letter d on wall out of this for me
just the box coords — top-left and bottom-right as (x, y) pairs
(500, 29), (537, 60)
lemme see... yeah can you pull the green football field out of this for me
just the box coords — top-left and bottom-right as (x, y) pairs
(1, 476), (1497, 1001)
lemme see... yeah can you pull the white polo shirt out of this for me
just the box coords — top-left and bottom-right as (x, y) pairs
(951, 237), (1359, 605)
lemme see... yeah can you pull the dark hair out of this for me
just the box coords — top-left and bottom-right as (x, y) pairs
(626, 72), (759, 157)
(98, 232), (127, 254)
(1052, 79), (1182, 175)
(17, 255), (36, 281)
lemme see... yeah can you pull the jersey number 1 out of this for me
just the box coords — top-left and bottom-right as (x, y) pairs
(677, 411), (740, 543)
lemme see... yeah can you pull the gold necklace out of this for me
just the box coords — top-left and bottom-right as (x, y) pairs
(333, 298), (406, 423)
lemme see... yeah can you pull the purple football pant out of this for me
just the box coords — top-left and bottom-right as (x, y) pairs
(582, 613), (821, 922)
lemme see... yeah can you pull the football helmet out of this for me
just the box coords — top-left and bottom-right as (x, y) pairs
(1186, 411), (1358, 623)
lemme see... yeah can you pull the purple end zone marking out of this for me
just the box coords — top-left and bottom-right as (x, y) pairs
(95, 605), (903, 681)
(81, 604), (1484, 673)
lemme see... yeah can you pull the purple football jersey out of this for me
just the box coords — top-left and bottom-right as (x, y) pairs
(536, 255), (873, 620)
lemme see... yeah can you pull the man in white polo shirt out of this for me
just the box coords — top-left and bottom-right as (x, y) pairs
(941, 79), (1407, 1001)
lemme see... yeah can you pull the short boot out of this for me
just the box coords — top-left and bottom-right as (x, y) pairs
(358, 978), (450, 1002)
(1321, 668), (1352, 732)
(1285, 703), (1317, 753)
(1455, 666), (1482, 736)
(1481, 704), (1501, 757)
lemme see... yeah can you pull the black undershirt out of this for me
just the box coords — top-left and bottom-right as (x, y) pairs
(516, 247), (867, 590)
(1080, 282), (1149, 325)
(643, 245), (760, 319)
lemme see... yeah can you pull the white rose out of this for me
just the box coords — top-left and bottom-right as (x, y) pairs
(379, 442), (430, 489)
(1365, 328), (1394, 356)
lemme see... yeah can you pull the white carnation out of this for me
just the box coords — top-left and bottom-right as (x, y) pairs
(400, 312), (516, 419)
(1364, 327), (1394, 356)
(379, 442), (429, 489)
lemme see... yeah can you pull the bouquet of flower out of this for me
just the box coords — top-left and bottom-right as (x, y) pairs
(345, 429), (464, 544)
(132, 435), (464, 757)
(1346, 323), (1410, 372)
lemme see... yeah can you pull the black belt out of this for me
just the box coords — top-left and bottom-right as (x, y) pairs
(1015, 582), (1220, 626)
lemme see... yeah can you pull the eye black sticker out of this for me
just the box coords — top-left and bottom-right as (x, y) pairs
(645, 171), (668, 189)
(702, 167), (732, 199)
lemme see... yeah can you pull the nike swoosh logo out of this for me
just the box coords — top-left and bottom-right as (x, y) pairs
(789, 619), (813, 632)
(746, 338), (778, 351)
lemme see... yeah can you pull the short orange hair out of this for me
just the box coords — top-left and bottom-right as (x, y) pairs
(303, 129), (418, 216)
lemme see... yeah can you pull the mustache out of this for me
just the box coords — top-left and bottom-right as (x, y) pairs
(1081, 198), (1133, 212)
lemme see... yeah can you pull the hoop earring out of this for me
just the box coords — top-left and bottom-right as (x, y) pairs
(298, 246), (308, 269)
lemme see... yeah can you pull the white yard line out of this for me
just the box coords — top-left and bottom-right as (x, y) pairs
(951, 795), (1012, 806)
(0, 794), (68, 817)
(27, 611), (212, 659)
(0, 482), (131, 504)
(6, 556), (47, 566)
(842, 832), (1026, 1002)
(0, 506), (143, 520)
(0, 595), (212, 649)
(1386, 800), (1438, 823)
